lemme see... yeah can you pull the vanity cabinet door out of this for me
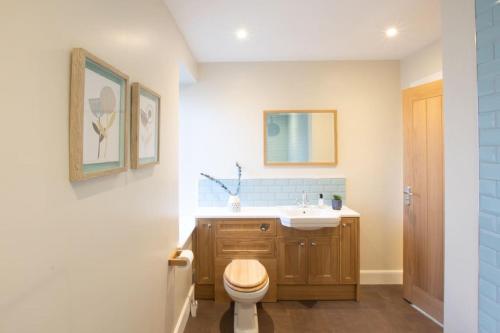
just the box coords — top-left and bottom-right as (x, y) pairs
(340, 219), (359, 284)
(277, 237), (307, 284)
(307, 237), (340, 285)
(195, 220), (214, 284)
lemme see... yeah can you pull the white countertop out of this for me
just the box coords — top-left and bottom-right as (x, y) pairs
(178, 206), (360, 247)
(194, 205), (360, 219)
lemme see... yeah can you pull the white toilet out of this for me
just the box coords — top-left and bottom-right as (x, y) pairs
(223, 259), (269, 333)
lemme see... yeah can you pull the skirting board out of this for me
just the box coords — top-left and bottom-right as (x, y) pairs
(173, 284), (194, 333)
(412, 304), (443, 327)
(360, 270), (403, 285)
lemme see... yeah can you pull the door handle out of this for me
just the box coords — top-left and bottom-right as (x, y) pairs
(404, 186), (413, 206)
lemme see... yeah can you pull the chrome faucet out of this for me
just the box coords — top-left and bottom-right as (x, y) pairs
(297, 191), (309, 208)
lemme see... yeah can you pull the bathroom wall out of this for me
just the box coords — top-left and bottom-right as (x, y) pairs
(180, 61), (403, 276)
(0, 0), (196, 332)
(475, 0), (500, 331)
(442, 0), (479, 331)
(400, 39), (443, 88)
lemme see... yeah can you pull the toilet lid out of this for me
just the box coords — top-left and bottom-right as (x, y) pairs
(223, 259), (268, 289)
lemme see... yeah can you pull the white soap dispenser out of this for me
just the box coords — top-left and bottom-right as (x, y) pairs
(318, 193), (324, 207)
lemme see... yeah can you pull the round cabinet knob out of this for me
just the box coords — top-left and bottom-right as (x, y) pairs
(207, 223), (212, 228)
(311, 241), (317, 246)
(299, 241), (305, 246)
(342, 224), (347, 227)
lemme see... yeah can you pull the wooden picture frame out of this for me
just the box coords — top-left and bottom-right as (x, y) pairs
(69, 48), (129, 181)
(263, 110), (338, 166)
(130, 83), (161, 169)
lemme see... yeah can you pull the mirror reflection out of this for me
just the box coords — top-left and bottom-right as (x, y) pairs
(264, 110), (337, 165)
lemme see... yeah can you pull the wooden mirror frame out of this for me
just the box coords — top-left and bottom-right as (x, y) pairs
(263, 110), (338, 167)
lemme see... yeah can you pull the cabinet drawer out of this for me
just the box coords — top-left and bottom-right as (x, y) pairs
(215, 219), (276, 237)
(216, 238), (276, 258)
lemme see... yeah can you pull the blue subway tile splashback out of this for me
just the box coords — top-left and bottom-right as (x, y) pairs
(476, 0), (500, 329)
(198, 178), (346, 207)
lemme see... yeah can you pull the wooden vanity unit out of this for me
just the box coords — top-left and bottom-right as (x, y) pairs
(193, 217), (360, 302)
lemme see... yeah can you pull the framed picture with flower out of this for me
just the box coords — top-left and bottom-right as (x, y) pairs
(130, 83), (160, 169)
(69, 48), (129, 181)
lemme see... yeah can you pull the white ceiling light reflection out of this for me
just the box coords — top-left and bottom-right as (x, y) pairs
(385, 27), (399, 38)
(235, 28), (248, 40)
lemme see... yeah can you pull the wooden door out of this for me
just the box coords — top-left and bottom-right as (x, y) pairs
(277, 237), (307, 284)
(307, 237), (340, 284)
(340, 219), (359, 284)
(403, 80), (444, 323)
(195, 220), (214, 284)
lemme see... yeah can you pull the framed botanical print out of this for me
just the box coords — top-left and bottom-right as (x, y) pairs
(130, 83), (160, 168)
(69, 48), (129, 181)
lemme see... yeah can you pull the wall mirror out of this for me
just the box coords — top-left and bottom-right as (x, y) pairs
(263, 110), (337, 166)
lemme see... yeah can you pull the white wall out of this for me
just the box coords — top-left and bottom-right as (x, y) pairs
(180, 61), (403, 272)
(401, 39), (443, 89)
(441, 0), (479, 331)
(0, 0), (197, 332)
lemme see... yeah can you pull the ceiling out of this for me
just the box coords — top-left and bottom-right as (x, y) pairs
(164, 0), (441, 62)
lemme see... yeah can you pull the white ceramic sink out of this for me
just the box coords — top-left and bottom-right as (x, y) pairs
(278, 206), (341, 230)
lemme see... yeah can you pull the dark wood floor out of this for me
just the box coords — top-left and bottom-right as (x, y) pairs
(185, 285), (442, 333)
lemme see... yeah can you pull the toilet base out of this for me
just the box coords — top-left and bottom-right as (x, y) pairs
(234, 302), (259, 333)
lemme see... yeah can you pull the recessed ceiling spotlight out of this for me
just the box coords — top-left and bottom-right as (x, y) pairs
(235, 28), (248, 40)
(385, 27), (399, 38)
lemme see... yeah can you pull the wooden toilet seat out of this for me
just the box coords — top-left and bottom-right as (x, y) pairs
(223, 259), (268, 293)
